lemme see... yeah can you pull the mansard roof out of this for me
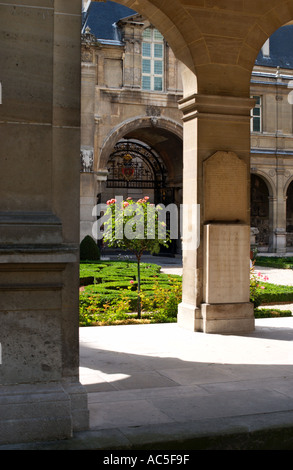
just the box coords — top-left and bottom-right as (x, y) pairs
(82, 1), (136, 43)
(256, 25), (293, 69)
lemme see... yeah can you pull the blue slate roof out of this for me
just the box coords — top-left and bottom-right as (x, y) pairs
(256, 25), (293, 69)
(82, 1), (136, 42)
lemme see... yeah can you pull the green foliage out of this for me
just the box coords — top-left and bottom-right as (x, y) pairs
(256, 282), (293, 304)
(103, 197), (170, 259)
(79, 260), (293, 326)
(254, 308), (292, 318)
(80, 235), (100, 261)
(250, 262), (293, 306)
(102, 197), (170, 318)
(250, 262), (269, 307)
(79, 261), (182, 326)
(255, 256), (293, 270)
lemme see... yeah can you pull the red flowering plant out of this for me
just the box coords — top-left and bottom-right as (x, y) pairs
(103, 196), (170, 318)
(250, 261), (269, 308)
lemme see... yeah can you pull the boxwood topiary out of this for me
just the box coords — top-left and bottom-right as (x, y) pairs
(80, 235), (100, 261)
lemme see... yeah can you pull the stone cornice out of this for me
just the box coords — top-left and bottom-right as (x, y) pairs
(178, 94), (255, 122)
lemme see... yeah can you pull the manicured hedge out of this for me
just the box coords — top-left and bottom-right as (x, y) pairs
(79, 260), (293, 326)
(258, 282), (293, 304)
(255, 256), (293, 269)
(254, 308), (292, 318)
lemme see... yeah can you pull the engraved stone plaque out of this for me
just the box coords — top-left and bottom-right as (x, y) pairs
(204, 151), (247, 222)
(203, 224), (250, 304)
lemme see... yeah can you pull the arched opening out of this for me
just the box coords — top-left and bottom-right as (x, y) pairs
(287, 180), (293, 249)
(105, 139), (168, 202)
(250, 23), (293, 253)
(100, 126), (183, 255)
(7, 0), (293, 446)
(250, 174), (270, 249)
(80, 1), (184, 253)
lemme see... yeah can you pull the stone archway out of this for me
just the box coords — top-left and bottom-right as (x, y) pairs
(286, 180), (293, 248)
(97, 117), (183, 254)
(3, 0), (293, 445)
(251, 174), (271, 250)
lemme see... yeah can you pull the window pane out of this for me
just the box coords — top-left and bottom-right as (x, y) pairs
(253, 118), (260, 132)
(153, 29), (163, 41)
(142, 28), (151, 40)
(154, 43), (163, 58)
(142, 76), (151, 90)
(154, 76), (162, 91)
(154, 60), (163, 75)
(253, 108), (260, 117)
(142, 43), (151, 57)
(142, 59), (151, 74)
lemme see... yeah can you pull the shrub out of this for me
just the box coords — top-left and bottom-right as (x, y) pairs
(257, 283), (293, 304)
(255, 256), (293, 269)
(80, 235), (100, 261)
(79, 261), (182, 326)
(250, 263), (268, 307)
(254, 308), (292, 318)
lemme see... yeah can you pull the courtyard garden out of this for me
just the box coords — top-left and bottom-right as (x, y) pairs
(79, 198), (293, 326)
(79, 260), (182, 326)
(79, 258), (293, 326)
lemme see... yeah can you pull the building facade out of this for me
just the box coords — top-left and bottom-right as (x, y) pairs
(81, 2), (293, 254)
(80, 2), (184, 253)
(250, 28), (293, 253)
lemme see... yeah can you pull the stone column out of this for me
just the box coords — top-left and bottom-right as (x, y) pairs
(177, 94), (255, 334)
(0, 1), (89, 445)
(274, 168), (287, 254)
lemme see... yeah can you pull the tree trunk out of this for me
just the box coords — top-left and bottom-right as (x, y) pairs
(137, 257), (141, 319)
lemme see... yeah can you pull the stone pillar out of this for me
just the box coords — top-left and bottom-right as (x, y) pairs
(274, 169), (287, 254)
(0, 1), (89, 445)
(177, 94), (255, 334)
(122, 23), (142, 89)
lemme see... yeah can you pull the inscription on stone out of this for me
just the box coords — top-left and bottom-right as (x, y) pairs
(204, 151), (247, 222)
(204, 224), (250, 304)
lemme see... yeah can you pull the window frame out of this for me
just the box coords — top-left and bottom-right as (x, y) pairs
(251, 95), (262, 133)
(141, 27), (164, 92)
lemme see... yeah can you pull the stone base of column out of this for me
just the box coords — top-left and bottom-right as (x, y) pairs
(0, 381), (89, 445)
(178, 301), (255, 334)
(200, 302), (255, 334)
(177, 302), (200, 331)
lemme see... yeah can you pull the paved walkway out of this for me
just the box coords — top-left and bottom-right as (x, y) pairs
(77, 317), (293, 450)
(3, 255), (293, 450)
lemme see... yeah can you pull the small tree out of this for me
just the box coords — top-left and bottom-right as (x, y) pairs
(103, 196), (169, 318)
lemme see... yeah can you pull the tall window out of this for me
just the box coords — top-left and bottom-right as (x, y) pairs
(142, 27), (164, 91)
(251, 96), (262, 132)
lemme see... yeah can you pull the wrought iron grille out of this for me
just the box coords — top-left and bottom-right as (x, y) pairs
(106, 140), (167, 190)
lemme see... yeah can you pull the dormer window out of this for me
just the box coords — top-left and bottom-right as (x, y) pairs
(142, 27), (164, 91)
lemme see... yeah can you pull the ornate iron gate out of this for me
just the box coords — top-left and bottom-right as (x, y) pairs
(106, 140), (167, 198)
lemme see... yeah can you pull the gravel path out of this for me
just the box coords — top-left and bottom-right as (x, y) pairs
(254, 265), (293, 286)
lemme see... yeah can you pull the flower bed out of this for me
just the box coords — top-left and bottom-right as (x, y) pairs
(79, 260), (182, 326)
(79, 260), (293, 326)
